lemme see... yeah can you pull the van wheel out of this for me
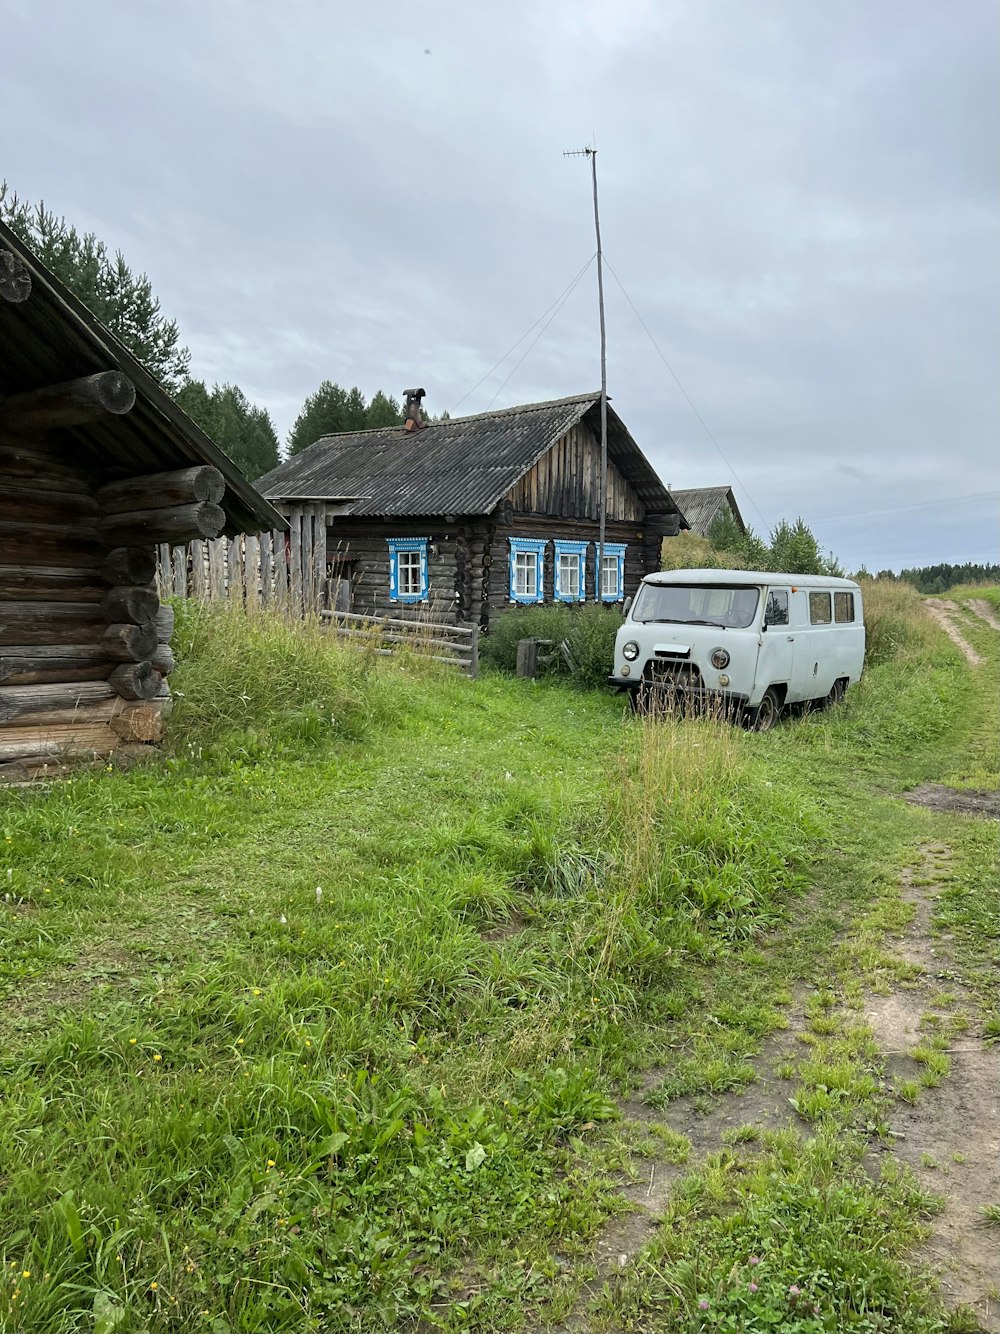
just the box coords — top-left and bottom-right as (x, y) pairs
(823, 679), (846, 710)
(748, 688), (781, 732)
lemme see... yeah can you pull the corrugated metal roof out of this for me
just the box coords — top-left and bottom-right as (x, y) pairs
(0, 221), (284, 536)
(669, 486), (745, 537)
(258, 393), (682, 519)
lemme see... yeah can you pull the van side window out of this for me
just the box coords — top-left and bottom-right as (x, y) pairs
(809, 592), (832, 624)
(834, 591), (855, 623)
(764, 590), (789, 626)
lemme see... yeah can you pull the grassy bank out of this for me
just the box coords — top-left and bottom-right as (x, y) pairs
(0, 588), (996, 1332)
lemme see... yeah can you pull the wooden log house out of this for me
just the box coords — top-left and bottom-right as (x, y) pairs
(0, 221), (284, 781)
(256, 390), (687, 631)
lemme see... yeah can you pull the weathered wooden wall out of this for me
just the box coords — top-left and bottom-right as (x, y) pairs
(502, 421), (642, 521)
(0, 436), (173, 780)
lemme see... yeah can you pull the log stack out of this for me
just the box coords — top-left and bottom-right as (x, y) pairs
(0, 372), (225, 777)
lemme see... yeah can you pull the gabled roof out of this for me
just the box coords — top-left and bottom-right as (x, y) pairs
(669, 485), (745, 537)
(257, 393), (682, 520)
(0, 220), (284, 536)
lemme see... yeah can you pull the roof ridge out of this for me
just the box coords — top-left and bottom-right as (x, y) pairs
(307, 391), (604, 447)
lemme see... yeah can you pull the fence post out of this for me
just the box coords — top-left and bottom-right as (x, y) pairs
(289, 508), (303, 616)
(191, 539), (208, 600)
(172, 546), (187, 597)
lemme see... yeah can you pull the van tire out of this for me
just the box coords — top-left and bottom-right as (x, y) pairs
(823, 679), (846, 710)
(747, 688), (781, 732)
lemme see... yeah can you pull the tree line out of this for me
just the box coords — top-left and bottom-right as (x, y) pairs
(700, 512), (844, 577)
(0, 185), (406, 481)
(858, 562), (1000, 593)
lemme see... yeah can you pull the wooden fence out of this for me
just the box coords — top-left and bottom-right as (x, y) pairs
(320, 610), (479, 678)
(156, 509), (329, 615)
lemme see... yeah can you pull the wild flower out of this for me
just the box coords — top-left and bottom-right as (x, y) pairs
(788, 1284), (801, 1300)
(153, 1054), (162, 1062)
(698, 1299), (709, 1311)
(748, 1255), (760, 1266)
(748, 1282), (758, 1293)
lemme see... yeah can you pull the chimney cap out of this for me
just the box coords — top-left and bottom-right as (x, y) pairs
(403, 387), (426, 399)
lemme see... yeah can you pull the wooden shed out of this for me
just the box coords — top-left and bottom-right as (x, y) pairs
(0, 222), (284, 781)
(669, 485), (746, 539)
(256, 391), (687, 633)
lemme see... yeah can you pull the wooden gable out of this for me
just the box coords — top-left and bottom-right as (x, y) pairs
(501, 419), (643, 523)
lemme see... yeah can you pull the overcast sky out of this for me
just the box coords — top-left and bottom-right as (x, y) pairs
(4, 0), (997, 570)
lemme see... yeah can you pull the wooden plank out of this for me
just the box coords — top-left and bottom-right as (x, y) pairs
(301, 506), (314, 612)
(0, 681), (117, 725)
(190, 539), (208, 600)
(289, 507), (303, 615)
(272, 529), (289, 613)
(208, 538), (226, 601)
(259, 531), (273, 608)
(0, 566), (106, 602)
(321, 610), (474, 635)
(172, 546), (187, 597)
(329, 625), (471, 655)
(314, 510), (326, 613)
(228, 536), (241, 604)
(244, 534), (260, 609)
(0, 723), (119, 763)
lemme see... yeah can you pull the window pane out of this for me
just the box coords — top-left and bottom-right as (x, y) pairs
(834, 591), (854, 623)
(601, 555), (618, 597)
(515, 551), (537, 597)
(765, 591), (789, 625)
(809, 592), (832, 624)
(398, 550), (421, 596)
(560, 553), (579, 596)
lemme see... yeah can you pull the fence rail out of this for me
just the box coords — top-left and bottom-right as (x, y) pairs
(320, 609), (479, 678)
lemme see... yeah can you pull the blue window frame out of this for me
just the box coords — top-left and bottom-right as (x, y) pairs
(387, 537), (429, 603)
(508, 538), (546, 604)
(595, 542), (626, 602)
(554, 540), (588, 602)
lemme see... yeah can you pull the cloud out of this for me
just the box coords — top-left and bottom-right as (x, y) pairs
(2, 0), (996, 571)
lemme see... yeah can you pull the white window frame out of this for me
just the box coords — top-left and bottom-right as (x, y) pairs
(554, 540), (588, 602)
(509, 538), (546, 604)
(387, 537), (429, 603)
(596, 542), (626, 602)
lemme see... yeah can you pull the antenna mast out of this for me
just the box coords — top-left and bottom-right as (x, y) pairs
(564, 145), (608, 599)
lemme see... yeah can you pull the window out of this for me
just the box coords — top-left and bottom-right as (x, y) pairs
(764, 590), (789, 626)
(509, 538), (546, 604)
(554, 540), (588, 602)
(596, 542), (626, 602)
(387, 537), (429, 603)
(809, 592), (832, 625)
(632, 582), (759, 628)
(834, 591), (855, 623)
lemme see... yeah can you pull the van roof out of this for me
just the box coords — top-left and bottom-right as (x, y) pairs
(642, 568), (861, 590)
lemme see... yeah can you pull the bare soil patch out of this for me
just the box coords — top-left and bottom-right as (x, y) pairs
(968, 599), (1000, 632)
(866, 844), (1000, 1332)
(903, 784), (1000, 819)
(925, 599), (983, 666)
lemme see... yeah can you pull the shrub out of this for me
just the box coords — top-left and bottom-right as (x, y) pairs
(167, 601), (385, 761)
(858, 579), (939, 667)
(479, 604), (623, 690)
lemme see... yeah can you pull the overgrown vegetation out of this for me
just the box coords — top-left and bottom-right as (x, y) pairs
(479, 603), (622, 688)
(0, 584), (996, 1332)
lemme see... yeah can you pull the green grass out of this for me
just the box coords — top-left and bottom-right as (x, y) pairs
(0, 592), (997, 1332)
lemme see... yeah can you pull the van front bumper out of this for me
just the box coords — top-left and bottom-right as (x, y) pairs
(609, 677), (750, 707)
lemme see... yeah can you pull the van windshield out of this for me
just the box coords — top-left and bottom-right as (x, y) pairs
(631, 583), (761, 629)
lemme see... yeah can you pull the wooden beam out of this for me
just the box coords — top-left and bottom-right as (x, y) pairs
(100, 585), (159, 626)
(0, 372), (136, 432)
(101, 546), (158, 587)
(0, 644), (113, 686)
(0, 249), (31, 303)
(151, 644), (175, 676)
(108, 661), (161, 700)
(103, 622), (158, 662)
(0, 566), (107, 603)
(0, 724), (119, 764)
(97, 465), (225, 515)
(99, 502), (226, 548)
(0, 682), (118, 726)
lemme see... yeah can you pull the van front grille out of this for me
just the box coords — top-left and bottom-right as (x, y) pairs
(645, 661), (704, 690)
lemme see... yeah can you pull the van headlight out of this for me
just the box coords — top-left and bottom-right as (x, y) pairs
(710, 648), (730, 669)
(622, 641), (640, 661)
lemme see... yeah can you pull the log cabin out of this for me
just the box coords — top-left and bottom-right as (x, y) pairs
(667, 485), (746, 539)
(0, 221), (284, 781)
(256, 389), (687, 632)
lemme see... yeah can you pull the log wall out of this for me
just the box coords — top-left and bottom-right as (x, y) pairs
(0, 436), (197, 781)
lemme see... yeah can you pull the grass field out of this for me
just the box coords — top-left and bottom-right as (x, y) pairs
(1, 584), (997, 1332)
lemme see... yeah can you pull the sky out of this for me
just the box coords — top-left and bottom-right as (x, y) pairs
(3, 0), (997, 572)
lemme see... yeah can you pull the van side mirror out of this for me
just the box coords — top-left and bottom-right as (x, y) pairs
(622, 596), (633, 617)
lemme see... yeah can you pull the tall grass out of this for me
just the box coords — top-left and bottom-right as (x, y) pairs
(858, 577), (940, 666)
(168, 601), (388, 760)
(479, 603), (623, 689)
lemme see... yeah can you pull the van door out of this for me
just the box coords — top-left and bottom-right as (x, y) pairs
(760, 587), (796, 699)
